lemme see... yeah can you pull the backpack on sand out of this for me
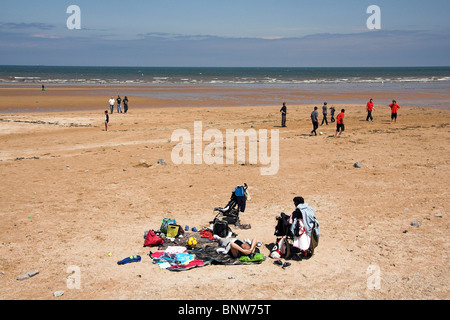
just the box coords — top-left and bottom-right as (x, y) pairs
(212, 219), (230, 238)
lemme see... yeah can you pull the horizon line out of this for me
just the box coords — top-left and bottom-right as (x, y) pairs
(2, 64), (450, 69)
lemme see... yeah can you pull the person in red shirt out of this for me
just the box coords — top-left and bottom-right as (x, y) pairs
(366, 98), (374, 121)
(389, 100), (400, 123)
(334, 109), (345, 137)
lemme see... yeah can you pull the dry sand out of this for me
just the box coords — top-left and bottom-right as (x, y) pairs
(0, 85), (448, 300)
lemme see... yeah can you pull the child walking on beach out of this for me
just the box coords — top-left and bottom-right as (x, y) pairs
(366, 99), (374, 121)
(330, 106), (336, 122)
(104, 110), (109, 131)
(389, 100), (400, 123)
(334, 109), (345, 137)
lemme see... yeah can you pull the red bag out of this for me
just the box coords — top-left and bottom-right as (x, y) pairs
(200, 229), (215, 240)
(144, 230), (164, 247)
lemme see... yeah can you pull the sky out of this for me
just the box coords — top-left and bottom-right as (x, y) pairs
(1, 0), (449, 67)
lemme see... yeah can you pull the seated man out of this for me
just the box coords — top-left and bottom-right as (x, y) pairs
(290, 196), (320, 255)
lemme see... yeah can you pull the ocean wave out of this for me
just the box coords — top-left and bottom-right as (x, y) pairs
(1, 76), (450, 85)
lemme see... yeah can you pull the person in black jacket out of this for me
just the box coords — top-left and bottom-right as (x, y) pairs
(280, 102), (287, 127)
(310, 106), (319, 136)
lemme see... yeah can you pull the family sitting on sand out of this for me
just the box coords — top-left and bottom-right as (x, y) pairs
(140, 184), (319, 269)
(211, 194), (320, 263)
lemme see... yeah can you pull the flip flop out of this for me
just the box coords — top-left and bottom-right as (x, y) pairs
(282, 262), (291, 269)
(273, 260), (283, 266)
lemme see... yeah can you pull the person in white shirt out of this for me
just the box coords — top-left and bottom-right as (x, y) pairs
(108, 97), (115, 114)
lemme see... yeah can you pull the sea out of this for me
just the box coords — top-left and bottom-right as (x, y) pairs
(1, 65), (449, 86)
(1, 66), (449, 109)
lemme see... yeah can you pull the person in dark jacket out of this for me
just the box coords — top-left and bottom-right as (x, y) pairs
(280, 102), (287, 127)
(310, 106), (319, 136)
(321, 102), (328, 126)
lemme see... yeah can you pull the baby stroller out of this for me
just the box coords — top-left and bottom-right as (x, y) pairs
(213, 183), (249, 227)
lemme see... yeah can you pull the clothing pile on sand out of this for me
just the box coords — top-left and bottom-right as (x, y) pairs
(116, 218), (265, 272)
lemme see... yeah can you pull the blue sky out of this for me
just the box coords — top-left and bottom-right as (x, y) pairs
(1, 0), (449, 66)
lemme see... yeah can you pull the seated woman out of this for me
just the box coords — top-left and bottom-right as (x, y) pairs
(228, 238), (258, 259)
(214, 235), (258, 258)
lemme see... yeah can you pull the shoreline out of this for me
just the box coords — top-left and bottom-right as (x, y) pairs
(0, 83), (449, 114)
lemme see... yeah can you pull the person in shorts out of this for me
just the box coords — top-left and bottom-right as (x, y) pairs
(334, 109), (345, 137)
(389, 100), (400, 123)
(228, 238), (258, 258)
(104, 110), (109, 131)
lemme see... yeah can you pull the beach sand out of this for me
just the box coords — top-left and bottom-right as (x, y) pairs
(0, 85), (448, 300)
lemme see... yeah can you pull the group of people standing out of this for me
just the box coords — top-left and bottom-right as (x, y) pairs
(108, 95), (129, 114)
(280, 99), (401, 138)
(104, 95), (130, 131)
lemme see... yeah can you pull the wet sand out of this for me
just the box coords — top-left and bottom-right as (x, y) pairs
(1, 82), (449, 112)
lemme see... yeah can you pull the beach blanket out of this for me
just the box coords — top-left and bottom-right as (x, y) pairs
(150, 248), (211, 272)
(150, 242), (264, 270)
(156, 231), (214, 251)
(193, 245), (265, 265)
